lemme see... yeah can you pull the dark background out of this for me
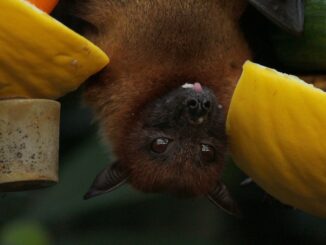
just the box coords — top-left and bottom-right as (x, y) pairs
(1, 1), (325, 244)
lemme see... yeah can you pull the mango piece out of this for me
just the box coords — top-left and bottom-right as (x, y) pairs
(0, 0), (109, 99)
(227, 61), (326, 217)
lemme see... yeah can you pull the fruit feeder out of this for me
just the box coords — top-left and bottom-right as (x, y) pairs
(0, 0), (109, 191)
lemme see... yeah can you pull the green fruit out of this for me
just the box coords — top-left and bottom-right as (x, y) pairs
(269, 0), (326, 72)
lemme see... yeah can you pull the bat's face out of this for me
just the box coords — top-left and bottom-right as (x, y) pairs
(85, 81), (239, 215)
(120, 83), (226, 196)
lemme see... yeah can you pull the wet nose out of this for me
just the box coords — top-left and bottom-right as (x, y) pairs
(186, 96), (212, 120)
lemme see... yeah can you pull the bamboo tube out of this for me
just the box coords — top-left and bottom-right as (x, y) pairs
(0, 99), (60, 191)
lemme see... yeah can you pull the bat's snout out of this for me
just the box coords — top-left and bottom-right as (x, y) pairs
(183, 87), (214, 125)
(186, 97), (211, 122)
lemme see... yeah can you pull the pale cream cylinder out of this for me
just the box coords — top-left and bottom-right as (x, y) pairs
(0, 99), (60, 191)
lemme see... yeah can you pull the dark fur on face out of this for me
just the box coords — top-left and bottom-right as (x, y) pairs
(81, 0), (251, 211)
(121, 85), (227, 196)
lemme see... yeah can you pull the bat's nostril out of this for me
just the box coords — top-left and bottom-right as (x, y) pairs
(186, 99), (199, 109)
(203, 100), (211, 111)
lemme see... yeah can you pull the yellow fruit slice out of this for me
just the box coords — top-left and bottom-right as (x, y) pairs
(227, 61), (326, 217)
(0, 0), (109, 99)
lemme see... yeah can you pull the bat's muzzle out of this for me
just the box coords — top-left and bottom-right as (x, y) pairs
(183, 85), (214, 125)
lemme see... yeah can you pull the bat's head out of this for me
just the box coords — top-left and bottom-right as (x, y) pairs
(85, 82), (240, 216)
(123, 82), (226, 196)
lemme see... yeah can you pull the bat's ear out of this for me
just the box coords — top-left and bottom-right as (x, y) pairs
(248, 0), (304, 35)
(207, 182), (241, 217)
(84, 161), (128, 200)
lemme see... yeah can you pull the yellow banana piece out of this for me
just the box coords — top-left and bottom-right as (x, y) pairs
(227, 61), (326, 217)
(0, 0), (109, 99)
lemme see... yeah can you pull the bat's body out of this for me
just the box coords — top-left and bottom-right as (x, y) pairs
(79, 0), (301, 215)
(82, 0), (250, 215)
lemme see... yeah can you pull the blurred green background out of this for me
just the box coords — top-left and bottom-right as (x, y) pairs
(1, 89), (325, 245)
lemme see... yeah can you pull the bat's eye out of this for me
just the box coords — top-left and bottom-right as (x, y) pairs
(151, 138), (171, 153)
(201, 144), (215, 162)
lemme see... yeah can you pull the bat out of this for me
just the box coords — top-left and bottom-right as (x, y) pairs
(75, 0), (304, 216)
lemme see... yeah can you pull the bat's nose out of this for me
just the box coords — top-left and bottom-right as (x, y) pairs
(185, 95), (212, 124)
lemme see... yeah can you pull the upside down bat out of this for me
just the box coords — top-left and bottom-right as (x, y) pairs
(73, 0), (304, 215)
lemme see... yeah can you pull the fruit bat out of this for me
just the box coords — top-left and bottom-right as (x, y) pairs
(75, 0), (304, 216)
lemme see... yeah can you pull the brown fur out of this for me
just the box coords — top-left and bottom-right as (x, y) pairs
(82, 0), (251, 196)
(121, 113), (227, 195)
